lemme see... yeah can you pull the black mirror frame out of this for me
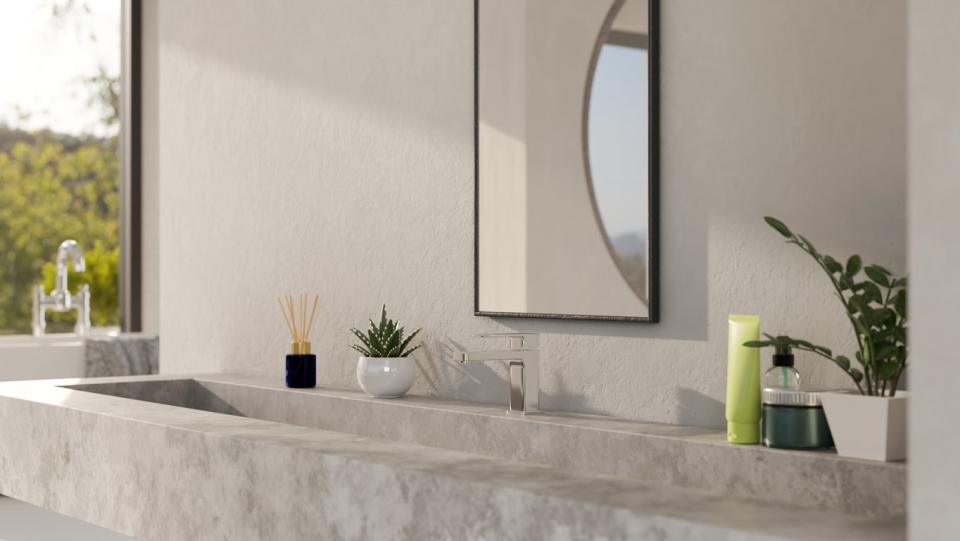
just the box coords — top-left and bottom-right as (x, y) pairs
(473, 0), (660, 323)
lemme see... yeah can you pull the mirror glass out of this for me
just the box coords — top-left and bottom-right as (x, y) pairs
(476, 0), (658, 321)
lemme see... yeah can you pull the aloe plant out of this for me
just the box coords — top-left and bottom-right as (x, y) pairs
(350, 305), (422, 358)
(744, 217), (908, 396)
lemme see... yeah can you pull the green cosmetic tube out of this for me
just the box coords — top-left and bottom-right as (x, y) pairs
(726, 315), (760, 444)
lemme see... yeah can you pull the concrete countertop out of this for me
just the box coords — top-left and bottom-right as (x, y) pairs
(0, 374), (905, 540)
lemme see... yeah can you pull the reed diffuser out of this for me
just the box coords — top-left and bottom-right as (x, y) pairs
(279, 293), (319, 388)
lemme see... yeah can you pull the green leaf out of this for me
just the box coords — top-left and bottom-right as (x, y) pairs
(894, 290), (907, 318)
(742, 340), (772, 348)
(764, 216), (792, 238)
(797, 235), (819, 256)
(864, 265), (891, 287)
(351, 328), (373, 350)
(859, 282), (883, 304)
(823, 255), (843, 274)
(873, 328), (895, 342)
(849, 368), (864, 383)
(398, 328), (423, 356)
(894, 327), (906, 343)
(876, 362), (900, 380)
(350, 344), (371, 357)
(834, 355), (851, 370)
(848, 295), (867, 314)
(874, 343), (898, 361)
(838, 274), (854, 291)
(845, 255), (862, 277)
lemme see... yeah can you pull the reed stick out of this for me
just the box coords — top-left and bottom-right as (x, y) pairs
(300, 293), (307, 342)
(278, 297), (295, 339)
(306, 294), (319, 341)
(287, 294), (298, 342)
(279, 292), (320, 345)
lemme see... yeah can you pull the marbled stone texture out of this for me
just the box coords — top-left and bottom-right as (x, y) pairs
(68, 374), (904, 518)
(84, 335), (159, 378)
(0, 375), (905, 540)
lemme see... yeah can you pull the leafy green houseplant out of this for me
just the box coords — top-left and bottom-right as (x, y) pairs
(745, 217), (908, 397)
(351, 306), (422, 399)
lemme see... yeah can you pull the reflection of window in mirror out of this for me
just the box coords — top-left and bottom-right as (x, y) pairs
(476, 0), (658, 322)
(586, 0), (649, 305)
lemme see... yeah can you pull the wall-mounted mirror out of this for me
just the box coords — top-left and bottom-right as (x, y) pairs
(475, 0), (659, 322)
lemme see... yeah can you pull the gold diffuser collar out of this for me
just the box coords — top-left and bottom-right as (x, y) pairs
(290, 341), (311, 355)
(279, 293), (319, 356)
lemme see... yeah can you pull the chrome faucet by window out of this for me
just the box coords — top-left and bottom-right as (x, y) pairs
(460, 333), (539, 414)
(32, 240), (91, 336)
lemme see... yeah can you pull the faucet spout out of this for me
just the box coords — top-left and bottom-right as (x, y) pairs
(33, 239), (91, 336)
(54, 240), (85, 294)
(459, 333), (540, 414)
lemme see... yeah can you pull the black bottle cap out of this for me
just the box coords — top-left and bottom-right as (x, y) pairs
(772, 344), (795, 367)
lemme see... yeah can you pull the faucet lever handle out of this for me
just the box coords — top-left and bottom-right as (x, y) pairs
(477, 332), (539, 350)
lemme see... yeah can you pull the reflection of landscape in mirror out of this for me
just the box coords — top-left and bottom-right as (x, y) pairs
(586, 0), (649, 305)
(0, 1), (121, 334)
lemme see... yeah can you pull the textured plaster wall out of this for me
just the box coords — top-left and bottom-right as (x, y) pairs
(908, 0), (960, 538)
(148, 0), (906, 428)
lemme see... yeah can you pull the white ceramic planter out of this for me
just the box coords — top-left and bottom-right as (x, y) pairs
(356, 356), (416, 398)
(819, 391), (908, 462)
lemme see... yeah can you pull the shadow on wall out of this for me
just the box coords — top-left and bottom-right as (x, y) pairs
(675, 387), (724, 429)
(416, 337), (657, 417)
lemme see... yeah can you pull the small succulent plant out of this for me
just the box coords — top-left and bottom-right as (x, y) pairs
(744, 217), (908, 396)
(350, 305), (422, 358)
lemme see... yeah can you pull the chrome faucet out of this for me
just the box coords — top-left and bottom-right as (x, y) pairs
(460, 333), (539, 414)
(32, 239), (91, 336)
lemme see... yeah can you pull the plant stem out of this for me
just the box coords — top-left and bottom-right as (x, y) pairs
(890, 366), (904, 398)
(799, 243), (871, 395)
(792, 344), (865, 395)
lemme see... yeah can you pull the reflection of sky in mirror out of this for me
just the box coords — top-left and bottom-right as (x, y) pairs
(587, 44), (648, 248)
(0, 1), (120, 136)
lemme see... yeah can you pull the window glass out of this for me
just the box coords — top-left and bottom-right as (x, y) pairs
(0, 0), (121, 334)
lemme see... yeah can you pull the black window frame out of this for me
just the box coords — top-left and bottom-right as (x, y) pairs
(119, 0), (142, 332)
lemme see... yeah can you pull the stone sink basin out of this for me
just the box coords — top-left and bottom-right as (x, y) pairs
(0, 374), (905, 540)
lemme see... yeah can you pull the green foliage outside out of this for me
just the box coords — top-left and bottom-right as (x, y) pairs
(0, 1), (121, 334)
(0, 131), (119, 334)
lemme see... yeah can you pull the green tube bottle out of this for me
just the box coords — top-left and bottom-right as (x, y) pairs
(726, 315), (760, 444)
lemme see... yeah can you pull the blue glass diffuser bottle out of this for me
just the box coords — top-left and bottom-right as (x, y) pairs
(286, 342), (316, 388)
(279, 293), (319, 389)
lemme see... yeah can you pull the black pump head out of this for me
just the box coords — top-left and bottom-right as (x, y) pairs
(772, 344), (795, 367)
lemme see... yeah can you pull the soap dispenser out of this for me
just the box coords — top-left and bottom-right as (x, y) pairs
(763, 344), (801, 389)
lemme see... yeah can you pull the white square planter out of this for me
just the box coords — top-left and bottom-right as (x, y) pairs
(819, 391), (908, 462)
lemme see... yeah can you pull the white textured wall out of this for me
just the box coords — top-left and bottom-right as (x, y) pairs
(148, 0), (905, 428)
(908, 0), (960, 538)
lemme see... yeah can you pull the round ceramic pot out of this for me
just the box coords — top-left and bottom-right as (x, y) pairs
(356, 356), (415, 398)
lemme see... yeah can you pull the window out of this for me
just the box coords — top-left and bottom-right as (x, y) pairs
(0, 0), (138, 335)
